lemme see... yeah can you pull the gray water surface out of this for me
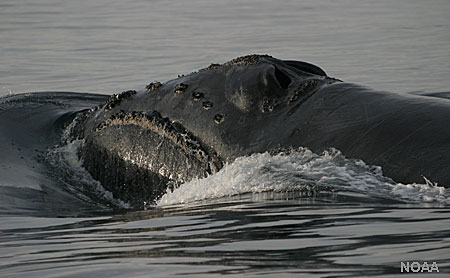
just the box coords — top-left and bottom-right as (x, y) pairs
(1, 0), (449, 95)
(1, 201), (449, 278)
(1, 0), (450, 277)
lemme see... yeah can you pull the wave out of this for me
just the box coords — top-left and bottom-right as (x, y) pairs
(45, 138), (449, 210)
(158, 148), (449, 206)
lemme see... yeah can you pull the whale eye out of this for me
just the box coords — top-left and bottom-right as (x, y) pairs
(274, 67), (291, 89)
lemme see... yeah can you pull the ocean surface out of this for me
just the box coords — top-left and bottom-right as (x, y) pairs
(1, 0), (449, 277)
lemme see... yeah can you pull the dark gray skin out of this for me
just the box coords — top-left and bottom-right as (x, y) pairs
(71, 55), (450, 207)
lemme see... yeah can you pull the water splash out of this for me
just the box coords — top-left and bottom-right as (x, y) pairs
(158, 148), (449, 206)
(46, 140), (131, 209)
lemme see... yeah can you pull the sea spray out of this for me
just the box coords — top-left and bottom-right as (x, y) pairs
(158, 148), (450, 206)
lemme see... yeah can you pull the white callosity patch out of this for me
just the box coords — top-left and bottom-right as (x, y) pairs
(158, 148), (449, 206)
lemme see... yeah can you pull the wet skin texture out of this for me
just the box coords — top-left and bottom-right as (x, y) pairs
(70, 55), (450, 207)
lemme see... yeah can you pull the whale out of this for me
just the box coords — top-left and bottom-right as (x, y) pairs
(60, 54), (449, 206)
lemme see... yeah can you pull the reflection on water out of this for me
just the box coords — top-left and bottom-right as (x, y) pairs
(1, 199), (449, 277)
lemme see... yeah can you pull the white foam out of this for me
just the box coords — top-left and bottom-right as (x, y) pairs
(390, 177), (448, 204)
(157, 148), (450, 206)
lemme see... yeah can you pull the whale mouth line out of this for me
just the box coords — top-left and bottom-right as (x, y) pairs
(94, 109), (223, 174)
(79, 109), (225, 207)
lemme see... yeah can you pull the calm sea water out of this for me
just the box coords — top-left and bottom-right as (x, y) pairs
(1, 0), (449, 95)
(1, 0), (449, 277)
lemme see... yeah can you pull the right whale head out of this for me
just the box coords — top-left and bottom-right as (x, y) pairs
(72, 55), (337, 207)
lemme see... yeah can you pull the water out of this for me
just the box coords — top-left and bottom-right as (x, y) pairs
(1, 0), (450, 277)
(1, 0), (449, 95)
